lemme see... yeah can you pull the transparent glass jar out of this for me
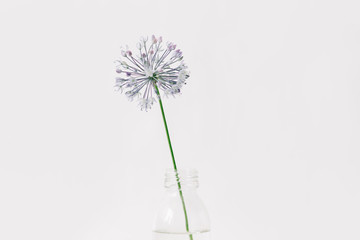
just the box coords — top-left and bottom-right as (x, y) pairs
(153, 169), (211, 240)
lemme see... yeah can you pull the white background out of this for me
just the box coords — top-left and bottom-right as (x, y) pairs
(0, 0), (359, 239)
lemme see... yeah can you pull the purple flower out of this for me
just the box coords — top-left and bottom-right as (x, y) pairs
(115, 35), (189, 111)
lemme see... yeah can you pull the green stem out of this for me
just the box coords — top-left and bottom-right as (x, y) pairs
(153, 83), (193, 240)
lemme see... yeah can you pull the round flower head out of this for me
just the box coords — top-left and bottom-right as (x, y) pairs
(115, 35), (190, 111)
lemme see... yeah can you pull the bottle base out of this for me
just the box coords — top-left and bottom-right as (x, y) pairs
(153, 231), (211, 240)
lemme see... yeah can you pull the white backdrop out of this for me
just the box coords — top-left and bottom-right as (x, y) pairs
(0, 0), (359, 239)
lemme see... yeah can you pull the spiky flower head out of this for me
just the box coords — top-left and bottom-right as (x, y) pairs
(115, 35), (190, 111)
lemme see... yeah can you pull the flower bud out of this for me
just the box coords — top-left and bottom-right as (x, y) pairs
(167, 42), (173, 50)
(152, 35), (157, 44)
(141, 36), (148, 42)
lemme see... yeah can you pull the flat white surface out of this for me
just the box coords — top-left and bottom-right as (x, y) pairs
(0, 0), (360, 239)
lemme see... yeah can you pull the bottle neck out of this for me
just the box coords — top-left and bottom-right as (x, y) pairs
(165, 169), (199, 190)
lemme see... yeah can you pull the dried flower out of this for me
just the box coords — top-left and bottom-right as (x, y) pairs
(115, 35), (189, 111)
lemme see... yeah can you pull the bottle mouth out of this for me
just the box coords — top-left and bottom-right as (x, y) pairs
(164, 168), (199, 189)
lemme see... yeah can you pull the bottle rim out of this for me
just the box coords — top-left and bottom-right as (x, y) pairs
(165, 168), (198, 175)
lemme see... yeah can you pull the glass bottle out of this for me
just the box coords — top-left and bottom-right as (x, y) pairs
(153, 169), (211, 240)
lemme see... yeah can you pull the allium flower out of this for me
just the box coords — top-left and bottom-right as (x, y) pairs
(114, 35), (194, 240)
(115, 35), (190, 111)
